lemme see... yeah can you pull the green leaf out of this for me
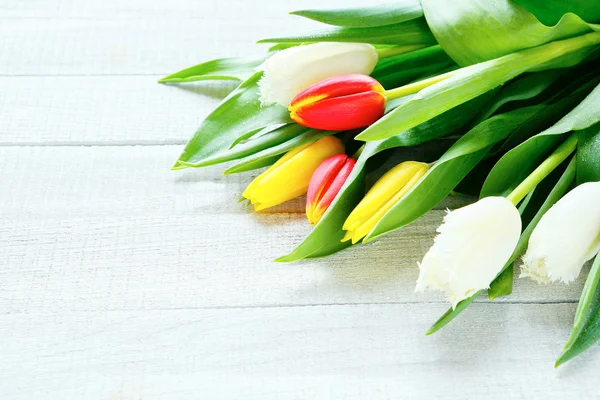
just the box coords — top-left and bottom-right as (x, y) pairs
(277, 94), (487, 262)
(229, 124), (288, 149)
(488, 264), (514, 300)
(223, 129), (335, 175)
(356, 32), (600, 142)
(159, 56), (266, 83)
(513, 0), (600, 26)
(473, 69), (566, 122)
(426, 295), (478, 335)
(457, 67), (599, 190)
(486, 162), (570, 301)
(576, 122), (600, 184)
(481, 80), (600, 197)
(428, 157), (576, 335)
(174, 72), (292, 169)
(226, 155), (280, 174)
(188, 123), (317, 170)
(371, 45), (456, 89)
(421, 0), (599, 67)
(268, 43), (299, 51)
(290, 1), (423, 28)
(364, 105), (549, 242)
(556, 253), (600, 367)
(257, 18), (437, 46)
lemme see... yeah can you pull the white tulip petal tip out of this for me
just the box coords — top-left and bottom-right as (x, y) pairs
(415, 197), (522, 309)
(257, 42), (378, 107)
(521, 182), (600, 284)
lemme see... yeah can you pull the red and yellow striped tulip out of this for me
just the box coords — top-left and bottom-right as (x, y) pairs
(242, 136), (344, 211)
(288, 74), (386, 131)
(306, 154), (356, 225)
(342, 161), (429, 244)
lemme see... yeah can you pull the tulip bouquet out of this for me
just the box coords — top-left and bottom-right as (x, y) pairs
(160, 0), (600, 366)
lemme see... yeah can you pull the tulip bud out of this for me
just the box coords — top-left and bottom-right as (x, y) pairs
(415, 197), (522, 309)
(242, 136), (344, 211)
(258, 43), (378, 107)
(521, 182), (600, 284)
(288, 74), (387, 131)
(342, 161), (429, 244)
(306, 154), (356, 225)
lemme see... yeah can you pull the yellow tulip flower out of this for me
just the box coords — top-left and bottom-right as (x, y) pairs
(242, 136), (344, 211)
(342, 161), (429, 243)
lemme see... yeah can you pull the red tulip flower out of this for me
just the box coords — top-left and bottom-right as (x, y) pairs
(288, 74), (386, 131)
(306, 154), (356, 225)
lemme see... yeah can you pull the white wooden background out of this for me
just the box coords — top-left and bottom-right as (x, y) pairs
(0, 0), (597, 398)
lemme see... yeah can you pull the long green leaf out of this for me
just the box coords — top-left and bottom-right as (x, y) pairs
(488, 264), (514, 300)
(257, 18), (437, 46)
(173, 72), (292, 169)
(159, 56), (266, 83)
(223, 129), (335, 175)
(421, 0), (599, 66)
(514, 0), (600, 26)
(481, 80), (600, 197)
(371, 45), (456, 89)
(451, 67), (579, 197)
(487, 158), (572, 300)
(290, 1), (423, 28)
(576, 122), (600, 184)
(356, 32), (600, 142)
(556, 253), (600, 367)
(428, 157), (577, 334)
(277, 94), (487, 262)
(473, 69), (566, 122)
(364, 105), (550, 242)
(184, 123), (318, 170)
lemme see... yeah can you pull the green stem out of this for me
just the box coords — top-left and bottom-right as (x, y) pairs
(352, 144), (365, 159)
(383, 69), (459, 100)
(506, 134), (578, 206)
(375, 44), (427, 59)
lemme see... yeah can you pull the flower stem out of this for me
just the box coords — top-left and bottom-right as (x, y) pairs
(352, 144), (365, 159)
(384, 69), (459, 100)
(376, 44), (427, 59)
(506, 134), (578, 206)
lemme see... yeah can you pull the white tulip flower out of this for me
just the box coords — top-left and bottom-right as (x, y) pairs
(521, 181), (600, 284)
(416, 197), (522, 308)
(258, 42), (378, 107)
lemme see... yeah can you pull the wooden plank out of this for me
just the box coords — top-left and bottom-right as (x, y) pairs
(0, 0), (364, 19)
(0, 303), (596, 399)
(0, 0), (363, 76)
(0, 146), (587, 314)
(0, 76), (233, 145)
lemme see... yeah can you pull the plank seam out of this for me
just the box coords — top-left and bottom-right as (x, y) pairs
(0, 142), (186, 147)
(0, 299), (579, 315)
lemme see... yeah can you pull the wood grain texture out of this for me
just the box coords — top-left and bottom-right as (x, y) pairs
(0, 76), (233, 144)
(0, 146), (588, 316)
(0, 0), (364, 76)
(0, 304), (598, 399)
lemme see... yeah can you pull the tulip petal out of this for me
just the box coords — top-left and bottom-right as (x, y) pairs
(306, 154), (349, 225)
(242, 136), (345, 211)
(308, 157), (356, 225)
(521, 182), (600, 283)
(415, 197), (522, 309)
(342, 161), (428, 243)
(318, 158), (356, 213)
(259, 43), (378, 106)
(289, 74), (386, 131)
(349, 166), (426, 243)
(291, 74), (384, 105)
(291, 91), (386, 131)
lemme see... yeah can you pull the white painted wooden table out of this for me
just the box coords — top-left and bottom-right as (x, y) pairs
(1, 0), (597, 398)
